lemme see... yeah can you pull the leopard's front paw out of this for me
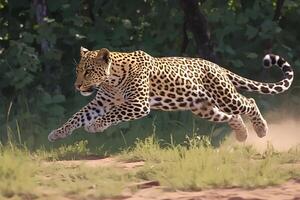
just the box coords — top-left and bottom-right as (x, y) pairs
(48, 128), (71, 142)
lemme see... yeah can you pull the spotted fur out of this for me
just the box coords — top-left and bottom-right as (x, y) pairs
(48, 48), (294, 142)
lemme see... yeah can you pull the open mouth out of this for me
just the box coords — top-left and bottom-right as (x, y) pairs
(80, 87), (95, 96)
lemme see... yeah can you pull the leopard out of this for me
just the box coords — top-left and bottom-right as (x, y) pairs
(48, 47), (294, 142)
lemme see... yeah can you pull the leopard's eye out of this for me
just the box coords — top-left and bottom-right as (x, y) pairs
(84, 69), (92, 77)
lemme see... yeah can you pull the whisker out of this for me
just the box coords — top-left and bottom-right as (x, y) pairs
(73, 58), (78, 66)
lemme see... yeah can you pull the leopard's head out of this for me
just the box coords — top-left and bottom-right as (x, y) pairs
(74, 47), (112, 96)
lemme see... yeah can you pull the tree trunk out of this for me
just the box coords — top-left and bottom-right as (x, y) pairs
(273, 0), (285, 21)
(33, 0), (54, 90)
(265, 0), (286, 53)
(179, 0), (218, 63)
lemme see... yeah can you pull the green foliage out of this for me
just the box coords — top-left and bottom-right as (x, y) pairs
(0, 0), (300, 149)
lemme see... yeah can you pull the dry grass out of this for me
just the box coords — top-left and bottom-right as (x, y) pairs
(37, 163), (133, 199)
(1, 135), (300, 199)
(0, 145), (37, 198)
(0, 142), (132, 199)
(120, 135), (300, 190)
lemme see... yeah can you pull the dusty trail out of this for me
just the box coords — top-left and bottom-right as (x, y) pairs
(243, 118), (300, 152)
(121, 180), (300, 200)
(54, 157), (145, 169)
(54, 117), (300, 200)
(57, 158), (300, 200)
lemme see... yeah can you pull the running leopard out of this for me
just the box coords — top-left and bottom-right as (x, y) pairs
(48, 47), (294, 142)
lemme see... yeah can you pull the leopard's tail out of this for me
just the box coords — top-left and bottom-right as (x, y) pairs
(226, 54), (294, 94)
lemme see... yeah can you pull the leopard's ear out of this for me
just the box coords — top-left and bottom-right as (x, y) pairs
(97, 48), (110, 63)
(80, 46), (89, 57)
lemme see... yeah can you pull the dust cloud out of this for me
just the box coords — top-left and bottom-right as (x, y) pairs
(245, 119), (300, 151)
(233, 110), (300, 152)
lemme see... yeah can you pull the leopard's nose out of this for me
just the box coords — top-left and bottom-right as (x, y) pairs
(74, 83), (82, 90)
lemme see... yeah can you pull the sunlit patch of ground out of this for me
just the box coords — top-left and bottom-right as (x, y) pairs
(50, 158), (300, 200)
(1, 124), (300, 199)
(122, 179), (300, 200)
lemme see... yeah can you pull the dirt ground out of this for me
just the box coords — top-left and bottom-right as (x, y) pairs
(57, 156), (300, 200)
(122, 180), (300, 200)
(55, 117), (300, 200)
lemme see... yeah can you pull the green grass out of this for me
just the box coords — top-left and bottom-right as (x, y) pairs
(36, 140), (94, 161)
(0, 135), (300, 199)
(37, 163), (133, 199)
(0, 142), (132, 199)
(0, 145), (37, 198)
(120, 135), (300, 190)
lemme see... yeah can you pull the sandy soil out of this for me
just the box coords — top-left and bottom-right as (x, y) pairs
(54, 157), (145, 169)
(54, 117), (300, 200)
(55, 156), (300, 200)
(121, 180), (300, 200)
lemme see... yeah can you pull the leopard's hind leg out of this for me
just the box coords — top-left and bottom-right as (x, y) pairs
(211, 93), (268, 138)
(191, 103), (248, 142)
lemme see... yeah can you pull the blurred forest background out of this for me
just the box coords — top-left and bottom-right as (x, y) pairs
(0, 0), (299, 152)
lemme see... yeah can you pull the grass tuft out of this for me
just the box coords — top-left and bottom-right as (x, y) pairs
(1, 135), (300, 199)
(38, 164), (132, 199)
(0, 145), (37, 198)
(121, 135), (300, 190)
(36, 140), (92, 161)
(0, 141), (131, 199)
